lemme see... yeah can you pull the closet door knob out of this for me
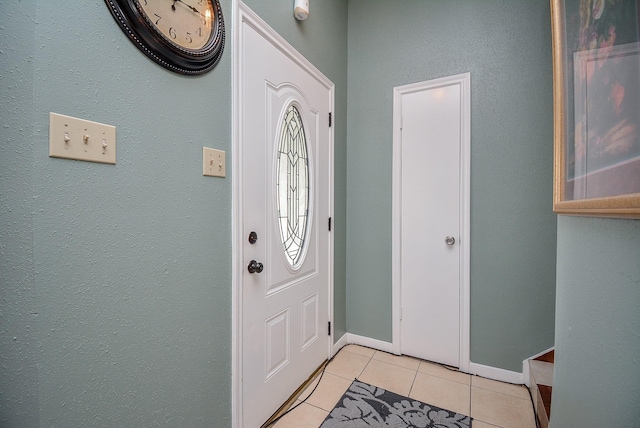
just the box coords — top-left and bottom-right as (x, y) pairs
(445, 236), (456, 246)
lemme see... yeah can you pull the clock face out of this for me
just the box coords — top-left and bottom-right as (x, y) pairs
(137, 0), (214, 50)
(104, 0), (225, 75)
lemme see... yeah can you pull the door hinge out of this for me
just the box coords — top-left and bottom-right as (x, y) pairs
(329, 112), (332, 127)
(328, 217), (332, 231)
(328, 321), (331, 335)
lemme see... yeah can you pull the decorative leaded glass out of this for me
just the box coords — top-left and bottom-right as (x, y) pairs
(276, 104), (310, 267)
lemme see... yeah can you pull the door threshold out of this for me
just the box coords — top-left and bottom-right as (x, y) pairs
(260, 360), (329, 428)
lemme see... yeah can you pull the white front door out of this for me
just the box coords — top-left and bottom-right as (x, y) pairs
(237, 7), (333, 428)
(393, 74), (470, 368)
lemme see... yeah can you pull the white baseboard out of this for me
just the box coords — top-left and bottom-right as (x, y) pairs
(522, 359), (531, 388)
(332, 333), (348, 356)
(468, 362), (524, 385)
(338, 333), (524, 385)
(346, 333), (394, 354)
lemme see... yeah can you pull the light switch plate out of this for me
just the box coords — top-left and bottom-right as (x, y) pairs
(49, 112), (116, 164)
(203, 147), (226, 177)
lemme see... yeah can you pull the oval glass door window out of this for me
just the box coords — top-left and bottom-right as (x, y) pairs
(276, 104), (310, 268)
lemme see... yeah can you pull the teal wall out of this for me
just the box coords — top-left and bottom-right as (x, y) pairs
(243, 0), (349, 342)
(7, 1), (637, 427)
(552, 217), (640, 427)
(2, 1), (233, 426)
(346, 0), (557, 371)
(0, 1), (347, 426)
(0, 2), (40, 426)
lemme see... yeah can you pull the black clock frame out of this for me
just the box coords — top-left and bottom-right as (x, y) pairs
(104, 0), (225, 75)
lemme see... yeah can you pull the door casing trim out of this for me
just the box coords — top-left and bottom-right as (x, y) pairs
(231, 2), (335, 427)
(391, 73), (471, 373)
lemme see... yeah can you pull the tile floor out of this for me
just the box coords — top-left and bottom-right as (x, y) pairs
(272, 345), (536, 428)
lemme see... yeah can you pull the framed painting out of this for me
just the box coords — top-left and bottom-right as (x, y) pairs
(551, 0), (640, 218)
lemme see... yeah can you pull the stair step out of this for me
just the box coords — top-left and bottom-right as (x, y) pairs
(534, 349), (554, 363)
(528, 352), (554, 428)
(530, 360), (553, 386)
(539, 385), (552, 418)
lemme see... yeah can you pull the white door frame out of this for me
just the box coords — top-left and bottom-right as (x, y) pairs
(391, 73), (471, 373)
(231, 2), (335, 426)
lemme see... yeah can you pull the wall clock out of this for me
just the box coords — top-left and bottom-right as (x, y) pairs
(104, 0), (225, 75)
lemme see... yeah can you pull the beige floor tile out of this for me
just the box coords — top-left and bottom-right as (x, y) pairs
(299, 372), (352, 412)
(409, 372), (471, 416)
(300, 374), (322, 397)
(471, 387), (536, 428)
(418, 360), (471, 385)
(342, 344), (376, 358)
(472, 376), (530, 400)
(272, 402), (328, 428)
(358, 359), (417, 396)
(325, 349), (370, 380)
(372, 350), (421, 370)
(270, 348), (539, 428)
(470, 420), (501, 428)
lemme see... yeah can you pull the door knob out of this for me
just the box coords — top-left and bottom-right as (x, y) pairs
(445, 236), (456, 246)
(247, 260), (264, 274)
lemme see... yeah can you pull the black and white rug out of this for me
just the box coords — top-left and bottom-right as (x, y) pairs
(320, 380), (472, 428)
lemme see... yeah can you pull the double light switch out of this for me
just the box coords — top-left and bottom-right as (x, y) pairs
(203, 147), (226, 177)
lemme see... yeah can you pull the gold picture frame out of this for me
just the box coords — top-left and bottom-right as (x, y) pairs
(551, 0), (640, 218)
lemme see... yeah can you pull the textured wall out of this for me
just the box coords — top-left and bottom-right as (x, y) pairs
(244, 0), (349, 340)
(0, 2), (40, 426)
(346, 0), (557, 371)
(2, 1), (233, 426)
(1, 1), (348, 426)
(553, 217), (640, 427)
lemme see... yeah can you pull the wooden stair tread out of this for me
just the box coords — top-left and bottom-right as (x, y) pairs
(534, 350), (554, 363)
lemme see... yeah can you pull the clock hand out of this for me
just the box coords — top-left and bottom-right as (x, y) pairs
(173, 0), (206, 17)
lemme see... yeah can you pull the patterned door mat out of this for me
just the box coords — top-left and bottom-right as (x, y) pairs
(321, 380), (472, 427)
